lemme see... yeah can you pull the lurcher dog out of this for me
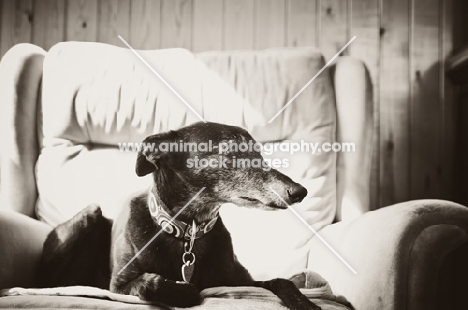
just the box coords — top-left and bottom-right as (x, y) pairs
(37, 122), (321, 310)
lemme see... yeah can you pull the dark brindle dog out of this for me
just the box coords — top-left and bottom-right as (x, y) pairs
(37, 122), (321, 310)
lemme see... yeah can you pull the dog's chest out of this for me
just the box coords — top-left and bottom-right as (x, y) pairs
(122, 197), (235, 287)
(138, 235), (211, 282)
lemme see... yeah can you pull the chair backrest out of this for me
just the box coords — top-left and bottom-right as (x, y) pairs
(0, 43), (373, 223)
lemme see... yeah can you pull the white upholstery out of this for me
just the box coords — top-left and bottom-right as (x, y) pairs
(0, 42), (372, 281)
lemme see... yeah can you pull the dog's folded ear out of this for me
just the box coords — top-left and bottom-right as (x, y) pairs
(135, 131), (177, 177)
(136, 153), (159, 176)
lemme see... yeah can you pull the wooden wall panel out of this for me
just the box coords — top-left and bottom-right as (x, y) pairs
(31, 0), (65, 50)
(441, 0), (455, 200)
(130, 0), (160, 49)
(453, 0), (468, 49)
(224, 0), (254, 49)
(319, 0), (349, 60)
(0, 0), (461, 209)
(255, 0), (286, 49)
(379, 0), (411, 206)
(98, 0), (130, 46)
(0, 0), (33, 57)
(192, 0), (223, 52)
(160, 0), (192, 49)
(66, 0), (98, 42)
(287, 0), (317, 47)
(410, 0), (442, 199)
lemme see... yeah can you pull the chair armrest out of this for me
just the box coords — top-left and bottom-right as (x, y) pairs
(307, 200), (468, 310)
(332, 57), (373, 221)
(0, 209), (51, 289)
(0, 44), (45, 216)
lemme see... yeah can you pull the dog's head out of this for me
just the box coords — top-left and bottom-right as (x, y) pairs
(136, 122), (307, 222)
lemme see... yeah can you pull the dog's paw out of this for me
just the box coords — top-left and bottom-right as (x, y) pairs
(170, 281), (201, 308)
(280, 292), (322, 310)
(287, 299), (322, 310)
(135, 273), (201, 307)
(266, 278), (322, 310)
(79, 204), (103, 224)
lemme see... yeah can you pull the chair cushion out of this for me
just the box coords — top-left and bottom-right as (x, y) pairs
(36, 42), (336, 280)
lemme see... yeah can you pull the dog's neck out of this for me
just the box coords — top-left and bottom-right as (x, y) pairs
(148, 187), (218, 241)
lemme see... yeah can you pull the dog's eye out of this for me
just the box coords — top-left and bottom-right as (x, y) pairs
(240, 197), (259, 202)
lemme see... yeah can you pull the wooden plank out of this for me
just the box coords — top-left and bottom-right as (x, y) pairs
(98, 0), (131, 46)
(452, 0), (468, 204)
(379, 0), (411, 207)
(192, 0), (223, 52)
(130, 0), (160, 49)
(160, 0), (192, 49)
(456, 86), (468, 205)
(287, 0), (317, 47)
(224, 0), (254, 50)
(453, 0), (468, 49)
(0, 0), (33, 58)
(32, 0), (66, 50)
(410, 0), (441, 199)
(441, 0), (455, 200)
(255, 0), (286, 49)
(319, 0), (348, 61)
(66, 0), (98, 42)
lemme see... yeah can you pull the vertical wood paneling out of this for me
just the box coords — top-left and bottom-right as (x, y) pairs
(192, 0), (223, 52)
(349, 0), (380, 98)
(452, 0), (468, 207)
(0, 0), (33, 58)
(160, 0), (192, 49)
(224, 0), (254, 49)
(98, 0), (130, 46)
(319, 0), (349, 60)
(31, 0), (65, 50)
(410, 0), (441, 199)
(287, 0), (317, 47)
(441, 0), (455, 200)
(379, 0), (411, 206)
(130, 0), (160, 49)
(255, 0), (286, 49)
(66, 0), (98, 42)
(453, 0), (468, 49)
(350, 0), (381, 209)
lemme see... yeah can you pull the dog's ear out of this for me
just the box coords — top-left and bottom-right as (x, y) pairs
(136, 153), (159, 176)
(135, 131), (177, 177)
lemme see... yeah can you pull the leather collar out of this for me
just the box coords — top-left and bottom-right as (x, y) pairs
(147, 189), (218, 240)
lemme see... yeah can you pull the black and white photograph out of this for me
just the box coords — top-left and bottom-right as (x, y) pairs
(0, 0), (467, 309)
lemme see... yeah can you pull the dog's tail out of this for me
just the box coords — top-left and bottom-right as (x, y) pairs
(36, 204), (113, 289)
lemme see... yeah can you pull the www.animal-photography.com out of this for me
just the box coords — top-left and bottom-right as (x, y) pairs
(0, 1), (468, 309)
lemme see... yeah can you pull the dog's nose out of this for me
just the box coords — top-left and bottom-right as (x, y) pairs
(287, 185), (308, 203)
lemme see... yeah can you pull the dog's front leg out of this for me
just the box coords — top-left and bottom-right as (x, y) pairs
(113, 273), (201, 307)
(254, 279), (322, 310)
